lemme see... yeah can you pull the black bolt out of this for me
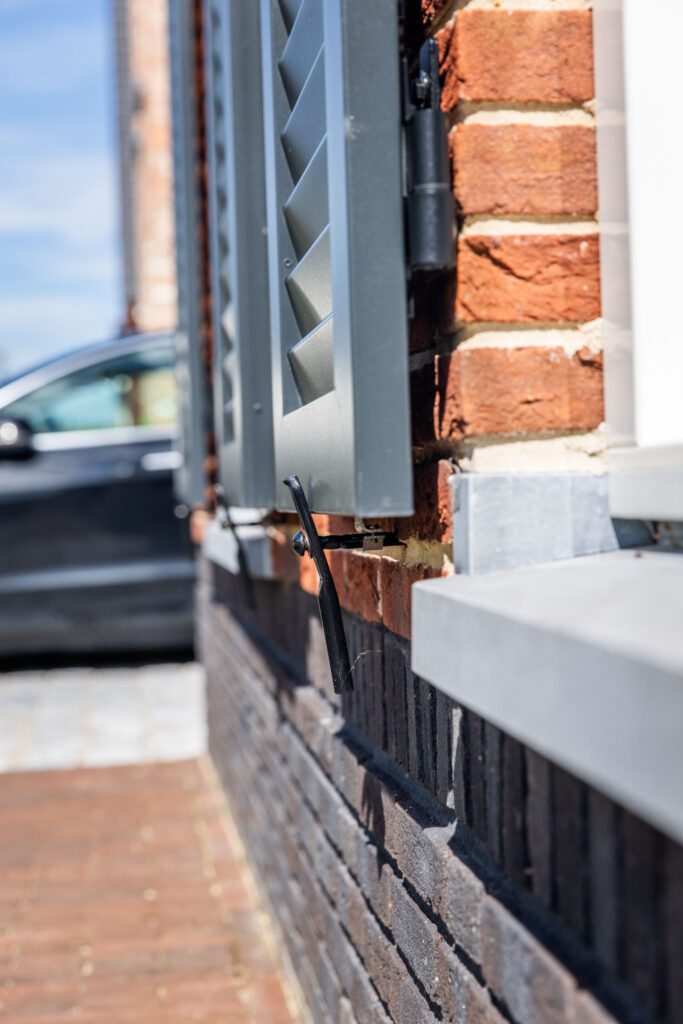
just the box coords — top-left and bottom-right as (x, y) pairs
(292, 530), (309, 557)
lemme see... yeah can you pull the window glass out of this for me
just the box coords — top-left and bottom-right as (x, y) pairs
(4, 346), (177, 434)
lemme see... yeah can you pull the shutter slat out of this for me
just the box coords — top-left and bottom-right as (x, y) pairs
(281, 48), (326, 182)
(279, 0), (323, 104)
(278, 0), (303, 31)
(285, 226), (332, 334)
(288, 314), (334, 404)
(283, 136), (328, 259)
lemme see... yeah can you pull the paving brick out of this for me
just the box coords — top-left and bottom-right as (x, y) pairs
(0, 759), (297, 1024)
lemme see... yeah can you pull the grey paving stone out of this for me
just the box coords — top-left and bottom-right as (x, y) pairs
(0, 662), (206, 772)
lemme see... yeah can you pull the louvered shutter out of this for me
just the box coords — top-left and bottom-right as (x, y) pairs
(260, 0), (413, 516)
(169, 0), (206, 505)
(204, 0), (275, 508)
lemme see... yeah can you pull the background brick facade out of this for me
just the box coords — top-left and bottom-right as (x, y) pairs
(114, 0), (177, 332)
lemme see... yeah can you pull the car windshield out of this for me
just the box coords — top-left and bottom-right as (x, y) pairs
(3, 346), (178, 434)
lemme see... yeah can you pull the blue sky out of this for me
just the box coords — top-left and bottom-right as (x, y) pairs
(0, 0), (121, 377)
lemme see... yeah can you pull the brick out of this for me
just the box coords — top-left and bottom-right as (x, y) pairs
(202, 574), (642, 1024)
(397, 460), (453, 543)
(299, 553), (319, 597)
(343, 552), (381, 623)
(336, 862), (439, 1024)
(390, 874), (440, 1000)
(190, 508), (211, 545)
(452, 124), (597, 217)
(0, 758), (296, 1024)
(525, 750), (553, 908)
(439, 10), (595, 109)
(435, 842), (485, 965)
(574, 991), (621, 1024)
(456, 234), (601, 324)
(422, 0), (450, 27)
(553, 767), (588, 939)
(418, 677), (437, 794)
(435, 346), (604, 440)
(269, 526), (301, 583)
(384, 632), (411, 771)
(313, 513), (355, 536)
(481, 895), (578, 1024)
(379, 558), (441, 640)
(298, 548), (345, 600)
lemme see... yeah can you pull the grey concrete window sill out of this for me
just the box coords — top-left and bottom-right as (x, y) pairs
(412, 548), (683, 843)
(202, 519), (276, 579)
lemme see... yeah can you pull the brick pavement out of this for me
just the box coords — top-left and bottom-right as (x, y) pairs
(0, 758), (300, 1024)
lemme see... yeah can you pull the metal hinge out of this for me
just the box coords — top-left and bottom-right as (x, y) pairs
(284, 475), (403, 694)
(403, 38), (454, 273)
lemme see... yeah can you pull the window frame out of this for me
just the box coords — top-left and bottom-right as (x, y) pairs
(595, 0), (683, 521)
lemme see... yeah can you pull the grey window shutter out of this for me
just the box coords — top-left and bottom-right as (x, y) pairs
(169, 0), (206, 506)
(260, 0), (413, 516)
(204, 0), (275, 508)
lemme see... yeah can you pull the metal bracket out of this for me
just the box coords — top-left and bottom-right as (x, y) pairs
(284, 475), (403, 695)
(403, 38), (454, 273)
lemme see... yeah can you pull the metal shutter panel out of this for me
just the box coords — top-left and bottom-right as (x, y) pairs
(168, 0), (206, 506)
(261, 0), (413, 517)
(204, 0), (275, 508)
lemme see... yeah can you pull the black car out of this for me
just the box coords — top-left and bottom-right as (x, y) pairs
(0, 334), (195, 657)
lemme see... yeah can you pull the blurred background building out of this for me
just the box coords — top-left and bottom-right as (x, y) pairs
(113, 0), (177, 333)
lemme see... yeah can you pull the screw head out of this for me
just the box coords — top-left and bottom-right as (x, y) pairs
(292, 530), (309, 557)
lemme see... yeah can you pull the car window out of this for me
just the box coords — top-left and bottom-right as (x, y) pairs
(3, 346), (178, 434)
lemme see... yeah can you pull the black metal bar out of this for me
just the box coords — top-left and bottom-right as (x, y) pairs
(283, 476), (354, 694)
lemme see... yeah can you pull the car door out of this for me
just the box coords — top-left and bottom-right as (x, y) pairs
(0, 339), (195, 655)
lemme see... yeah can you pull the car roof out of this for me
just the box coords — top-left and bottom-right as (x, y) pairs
(0, 332), (175, 411)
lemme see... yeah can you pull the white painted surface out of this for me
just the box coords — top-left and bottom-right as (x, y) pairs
(595, 0), (683, 514)
(609, 444), (683, 520)
(203, 518), (275, 578)
(413, 549), (683, 843)
(0, 663), (206, 772)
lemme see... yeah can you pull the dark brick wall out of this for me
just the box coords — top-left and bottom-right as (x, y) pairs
(199, 560), (682, 1024)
